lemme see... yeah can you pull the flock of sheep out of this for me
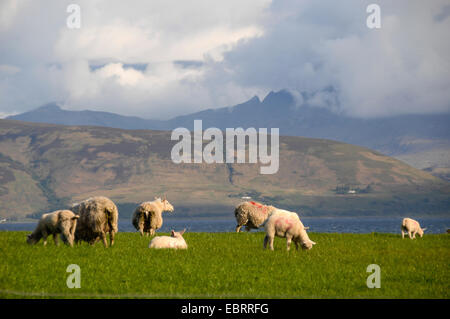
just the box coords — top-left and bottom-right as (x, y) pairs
(26, 196), (427, 250)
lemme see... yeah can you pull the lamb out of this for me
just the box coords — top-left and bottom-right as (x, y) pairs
(401, 218), (426, 239)
(72, 196), (119, 247)
(26, 210), (79, 247)
(262, 209), (316, 251)
(149, 229), (187, 249)
(132, 197), (174, 236)
(234, 201), (277, 232)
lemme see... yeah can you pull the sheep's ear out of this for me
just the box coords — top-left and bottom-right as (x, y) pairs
(310, 240), (316, 245)
(72, 215), (79, 220)
(422, 228), (427, 231)
(180, 228), (186, 235)
(171, 230), (175, 235)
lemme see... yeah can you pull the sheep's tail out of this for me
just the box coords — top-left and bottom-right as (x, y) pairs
(106, 205), (119, 233)
(71, 216), (79, 238)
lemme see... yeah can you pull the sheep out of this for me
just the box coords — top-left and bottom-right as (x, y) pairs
(401, 218), (426, 239)
(132, 197), (174, 236)
(234, 201), (277, 232)
(26, 210), (79, 247)
(149, 229), (187, 249)
(262, 209), (316, 251)
(72, 196), (119, 247)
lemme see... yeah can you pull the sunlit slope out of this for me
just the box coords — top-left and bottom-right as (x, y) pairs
(0, 119), (448, 219)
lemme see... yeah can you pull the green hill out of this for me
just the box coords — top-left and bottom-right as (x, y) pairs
(0, 119), (448, 220)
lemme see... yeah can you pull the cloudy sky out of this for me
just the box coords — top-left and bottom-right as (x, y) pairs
(0, 0), (449, 119)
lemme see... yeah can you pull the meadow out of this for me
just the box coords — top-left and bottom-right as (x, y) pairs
(0, 231), (448, 299)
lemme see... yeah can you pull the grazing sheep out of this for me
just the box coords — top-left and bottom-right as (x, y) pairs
(132, 197), (174, 236)
(27, 210), (79, 247)
(234, 201), (276, 232)
(149, 229), (187, 249)
(262, 209), (316, 251)
(401, 218), (426, 239)
(72, 196), (119, 247)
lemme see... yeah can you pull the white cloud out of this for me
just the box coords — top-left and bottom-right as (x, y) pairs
(209, 0), (450, 118)
(0, 0), (270, 118)
(0, 0), (23, 31)
(0, 0), (449, 119)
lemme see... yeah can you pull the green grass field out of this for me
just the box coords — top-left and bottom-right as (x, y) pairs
(0, 231), (448, 299)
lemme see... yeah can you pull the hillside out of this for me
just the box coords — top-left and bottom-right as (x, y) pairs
(7, 91), (450, 182)
(0, 119), (448, 220)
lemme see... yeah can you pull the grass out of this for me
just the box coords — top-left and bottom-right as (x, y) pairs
(0, 231), (449, 299)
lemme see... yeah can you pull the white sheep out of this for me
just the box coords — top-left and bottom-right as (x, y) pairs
(27, 210), (79, 247)
(72, 196), (119, 247)
(148, 229), (187, 249)
(234, 201), (276, 232)
(132, 197), (174, 236)
(401, 218), (427, 239)
(262, 209), (316, 251)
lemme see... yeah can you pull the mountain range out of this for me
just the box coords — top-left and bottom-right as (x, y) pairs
(7, 90), (450, 181)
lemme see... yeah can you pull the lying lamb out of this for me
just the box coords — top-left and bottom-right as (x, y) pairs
(401, 218), (426, 239)
(262, 209), (316, 251)
(148, 229), (187, 249)
(27, 210), (79, 247)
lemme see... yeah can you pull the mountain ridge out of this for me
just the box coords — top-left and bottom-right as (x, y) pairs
(7, 90), (450, 180)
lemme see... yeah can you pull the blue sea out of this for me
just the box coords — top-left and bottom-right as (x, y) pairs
(1, 216), (449, 234)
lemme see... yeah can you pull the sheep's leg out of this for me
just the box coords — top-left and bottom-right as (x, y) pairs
(42, 231), (48, 246)
(109, 230), (115, 246)
(150, 229), (155, 236)
(236, 225), (242, 233)
(268, 236), (274, 251)
(100, 232), (108, 247)
(53, 233), (59, 246)
(401, 230), (405, 239)
(412, 231), (416, 239)
(263, 235), (269, 249)
(294, 241), (299, 251)
(65, 232), (74, 247)
(408, 231), (413, 239)
(286, 236), (292, 251)
(61, 232), (72, 247)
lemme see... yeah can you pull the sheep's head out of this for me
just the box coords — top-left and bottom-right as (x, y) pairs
(162, 199), (174, 213)
(418, 227), (427, 237)
(300, 239), (316, 250)
(298, 227), (316, 250)
(171, 229), (186, 238)
(26, 234), (37, 245)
